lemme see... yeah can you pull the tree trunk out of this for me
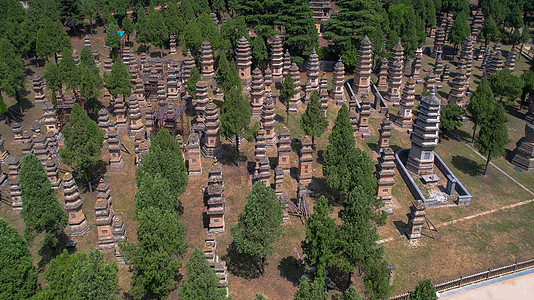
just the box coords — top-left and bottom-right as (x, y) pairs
(286, 109), (289, 125)
(483, 152), (491, 175)
(235, 134), (240, 167)
(346, 271), (352, 289)
(260, 257), (265, 276)
(15, 90), (22, 114)
(472, 123), (478, 143)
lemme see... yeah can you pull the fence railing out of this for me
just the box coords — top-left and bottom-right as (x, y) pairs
(390, 258), (534, 300)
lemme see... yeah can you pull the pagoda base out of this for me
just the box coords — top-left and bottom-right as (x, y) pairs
(68, 220), (90, 236)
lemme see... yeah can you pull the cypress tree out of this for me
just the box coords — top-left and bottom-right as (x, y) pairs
(467, 78), (496, 142)
(476, 104), (509, 175)
(220, 86), (251, 159)
(179, 248), (226, 300)
(301, 91), (328, 146)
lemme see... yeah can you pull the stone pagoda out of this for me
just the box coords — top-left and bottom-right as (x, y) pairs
(407, 200), (426, 240)
(250, 68), (265, 116)
(460, 36), (474, 77)
(441, 64), (450, 82)
(353, 36), (373, 96)
(201, 41), (215, 80)
(406, 89), (441, 175)
(319, 74), (329, 115)
(98, 108), (110, 140)
(128, 97), (145, 138)
(511, 122), (534, 171)
(376, 148), (396, 203)
(378, 59), (389, 91)
(0, 135), (7, 162)
(278, 127), (291, 175)
(205, 174), (226, 233)
(288, 63), (302, 112)
(203, 234), (229, 288)
(274, 166), (284, 195)
(63, 173), (89, 236)
(378, 118), (392, 152)
(195, 81), (209, 124)
(423, 71), (437, 94)
(253, 129), (271, 185)
(95, 180), (126, 249)
(433, 27), (446, 58)
(107, 122), (124, 172)
(283, 50), (291, 78)
(187, 132), (202, 176)
(270, 35), (284, 81)
(349, 97), (359, 131)
(306, 49), (320, 101)
(114, 96), (127, 129)
(396, 77), (416, 128)
(412, 47), (423, 82)
(485, 48), (504, 77)
(45, 158), (61, 189)
(202, 102), (222, 158)
(13, 123), (22, 141)
(261, 98), (277, 148)
(236, 36), (252, 86)
(448, 67), (468, 106)
(505, 49), (517, 71)
(43, 104), (59, 135)
(169, 34), (177, 54)
(7, 157), (22, 211)
(182, 50), (195, 83)
(298, 136), (313, 187)
(358, 96), (372, 138)
(331, 58), (345, 105)
(32, 74), (46, 106)
(433, 56), (444, 78)
(386, 40), (404, 105)
(264, 68), (273, 89)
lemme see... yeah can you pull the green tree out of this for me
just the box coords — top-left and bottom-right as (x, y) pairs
(20, 154), (67, 248)
(72, 249), (119, 300)
(79, 48), (102, 107)
(0, 218), (39, 300)
(0, 94), (8, 114)
(135, 207), (186, 255)
(135, 173), (181, 217)
(105, 23), (121, 57)
(164, 2), (183, 38)
(301, 91), (328, 145)
(60, 103), (104, 190)
(36, 250), (86, 300)
(231, 181), (283, 275)
(520, 70), (534, 109)
(294, 276), (327, 300)
(482, 15), (500, 47)
(251, 35), (268, 69)
(490, 69), (524, 103)
(181, 0), (196, 23)
(520, 25), (531, 55)
(136, 128), (188, 197)
(281, 75), (295, 124)
(467, 78), (496, 142)
(440, 103), (463, 135)
(146, 8), (168, 54)
(178, 248), (226, 300)
(220, 16), (249, 52)
(211, 0), (227, 15)
(0, 39), (25, 109)
(58, 46), (80, 91)
(187, 66), (201, 98)
(183, 21), (203, 56)
(341, 285), (363, 300)
(77, 0), (98, 32)
(220, 86), (252, 159)
(323, 0), (385, 57)
(476, 104), (509, 175)
(449, 12), (470, 55)
(197, 13), (222, 50)
(410, 279), (437, 300)
(192, 0), (210, 15)
(302, 196), (341, 279)
(322, 104), (357, 198)
(255, 293), (268, 300)
(225, 63), (243, 92)
(216, 54), (231, 91)
(36, 18), (70, 63)
(104, 59), (133, 99)
(43, 61), (62, 101)
(278, 0), (318, 62)
(122, 17), (134, 42)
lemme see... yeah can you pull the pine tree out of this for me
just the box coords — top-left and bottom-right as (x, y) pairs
(520, 70), (534, 109)
(323, 0), (385, 56)
(58, 46), (79, 91)
(211, 0), (227, 15)
(146, 8), (168, 54)
(20, 154), (67, 248)
(341, 285), (363, 300)
(322, 104), (357, 198)
(36, 250), (86, 300)
(72, 249), (119, 300)
(302, 196), (341, 279)
(136, 128), (188, 197)
(278, 0), (318, 62)
(0, 39), (25, 109)
(220, 16), (250, 52)
(0, 218), (39, 300)
(187, 66), (201, 98)
(104, 59), (133, 99)
(60, 103), (104, 190)
(0, 94), (8, 114)
(36, 18), (70, 63)
(476, 104), (509, 175)
(301, 91), (328, 146)
(281, 75), (295, 124)
(220, 86), (251, 159)
(105, 23), (121, 57)
(482, 15), (500, 47)
(449, 12), (470, 55)
(231, 181), (283, 275)
(197, 13), (222, 50)
(179, 248), (226, 300)
(294, 276), (327, 300)
(163, 2), (183, 38)
(490, 69), (524, 103)
(43, 61), (62, 100)
(440, 104), (463, 135)
(122, 17), (134, 42)
(410, 279), (437, 300)
(467, 78), (496, 142)
(216, 54), (231, 91)
(79, 47), (102, 108)
(252, 35), (268, 69)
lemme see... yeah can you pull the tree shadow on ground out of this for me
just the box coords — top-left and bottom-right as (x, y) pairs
(278, 256), (304, 287)
(213, 99), (224, 108)
(390, 144), (402, 153)
(451, 155), (482, 177)
(438, 90), (448, 99)
(222, 242), (261, 280)
(452, 128), (472, 141)
(504, 104), (526, 120)
(275, 114), (285, 125)
(366, 142), (378, 152)
(37, 231), (69, 271)
(316, 150), (325, 165)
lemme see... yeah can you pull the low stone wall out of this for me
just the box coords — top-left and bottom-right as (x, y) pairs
(434, 153), (472, 205)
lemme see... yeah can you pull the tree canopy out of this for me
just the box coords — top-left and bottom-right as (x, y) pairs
(220, 86), (252, 157)
(104, 59), (133, 99)
(476, 104), (509, 175)
(72, 249), (120, 300)
(467, 78), (496, 142)
(410, 279), (437, 300)
(301, 91), (329, 145)
(178, 248), (226, 300)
